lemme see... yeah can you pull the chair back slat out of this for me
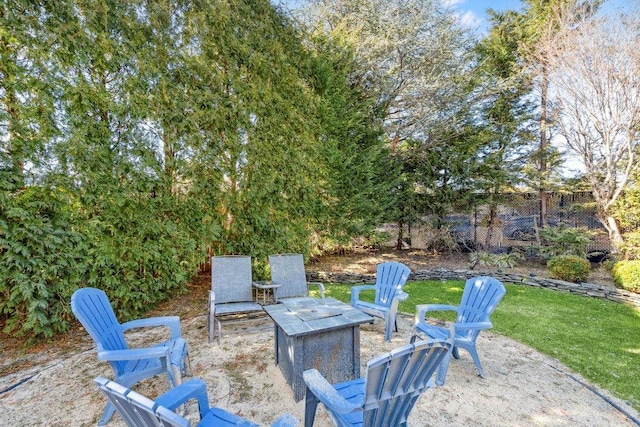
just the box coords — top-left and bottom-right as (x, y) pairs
(457, 276), (506, 337)
(269, 253), (309, 299)
(95, 377), (188, 427)
(374, 262), (411, 305)
(211, 255), (253, 304)
(71, 288), (128, 374)
(361, 340), (450, 426)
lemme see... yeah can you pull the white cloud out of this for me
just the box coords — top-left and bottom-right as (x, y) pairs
(459, 10), (482, 29)
(441, 0), (465, 7)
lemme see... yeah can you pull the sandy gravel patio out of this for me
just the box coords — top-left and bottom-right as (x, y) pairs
(1, 249), (638, 426)
(1, 309), (638, 426)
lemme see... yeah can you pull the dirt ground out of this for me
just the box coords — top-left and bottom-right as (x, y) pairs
(0, 248), (636, 426)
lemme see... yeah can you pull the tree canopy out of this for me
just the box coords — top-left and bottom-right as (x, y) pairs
(0, 0), (389, 337)
(2, 0), (639, 339)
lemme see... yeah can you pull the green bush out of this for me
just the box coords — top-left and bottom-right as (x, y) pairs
(470, 251), (522, 269)
(538, 225), (593, 258)
(618, 231), (640, 260)
(79, 194), (205, 321)
(0, 182), (212, 338)
(547, 255), (591, 283)
(0, 186), (86, 339)
(611, 261), (640, 292)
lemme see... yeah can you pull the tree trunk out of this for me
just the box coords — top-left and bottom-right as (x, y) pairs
(396, 220), (405, 250)
(539, 64), (549, 228)
(484, 204), (497, 250)
(604, 215), (624, 252)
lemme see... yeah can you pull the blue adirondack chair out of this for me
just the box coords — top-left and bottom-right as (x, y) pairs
(71, 287), (190, 426)
(269, 254), (325, 302)
(412, 276), (506, 385)
(209, 255), (265, 343)
(302, 337), (452, 427)
(350, 261), (411, 341)
(94, 376), (298, 426)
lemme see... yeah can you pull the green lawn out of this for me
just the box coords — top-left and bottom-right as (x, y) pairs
(315, 280), (640, 412)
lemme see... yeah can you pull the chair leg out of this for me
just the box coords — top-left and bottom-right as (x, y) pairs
(304, 390), (319, 427)
(183, 352), (192, 377)
(171, 364), (188, 416)
(435, 350), (452, 386)
(452, 346), (460, 360)
(384, 316), (394, 342)
(97, 402), (116, 426)
(208, 312), (214, 344)
(171, 364), (183, 386)
(467, 346), (485, 378)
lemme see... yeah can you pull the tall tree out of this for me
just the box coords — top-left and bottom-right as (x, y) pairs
(0, 0), (63, 187)
(473, 9), (537, 247)
(511, 0), (602, 227)
(546, 6), (640, 247)
(297, 0), (479, 245)
(299, 0), (473, 142)
(304, 33), (392, 249)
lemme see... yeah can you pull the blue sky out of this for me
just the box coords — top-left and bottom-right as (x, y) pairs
(447, 0), (521, 33)
(450, 0), (636, 34)
(278, 0), (636, 31)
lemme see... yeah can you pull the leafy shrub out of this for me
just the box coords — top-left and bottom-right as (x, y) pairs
(0, 186), (86, 339)
(0, 181), (213, 338)
(538, 225), (593, 259)
(470, 251), (522, 269)
(611, 261), (640, 292)
(469, 251), (493, 267)
(79, 194), (205, 321)
(618, 231), (640, 260)
(547, 255), (591, 283)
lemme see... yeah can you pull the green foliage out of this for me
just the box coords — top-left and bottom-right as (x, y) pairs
(614, 177), (640, 260)
(547, 254), (590, 283)
(538, 225), (593, 258)
(78, 193), (207, 321)
(470, 251), (522, 268)
(611, 261), (640, 293)
(1, 0), (395, 338)
(618, 231), (640, 260)
(0, 184), (85, 339)
(305, 33), (391, 249)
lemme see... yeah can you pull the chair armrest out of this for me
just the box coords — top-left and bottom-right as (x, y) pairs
(414, 304), (458, 327)
(350, 284), (376, 305)
(209, 290), (216, 314)
(156, 378), (210, 417)
(121, 316), (182, 339)
(309, 282), (325, 299)
(272, 414), (299, 427)
(395, 291), (409, 302)
(302, 369), (361, 415)
(454, 321), (493, 331)
(97, 346), (170, 362)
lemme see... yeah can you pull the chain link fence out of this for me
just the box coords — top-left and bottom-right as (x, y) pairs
(385, 191), (610, 257)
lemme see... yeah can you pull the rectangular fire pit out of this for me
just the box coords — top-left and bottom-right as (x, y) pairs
(263, 297), (373, 402)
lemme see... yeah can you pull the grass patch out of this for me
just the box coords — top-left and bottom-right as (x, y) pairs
(315, 280), (640, 412)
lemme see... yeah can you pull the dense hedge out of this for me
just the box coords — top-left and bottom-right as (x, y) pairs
(0, 185), (206, 339)
(0, 0), (389, 339)
(612, 261), (640, 293)
(0, 186), (85, 338)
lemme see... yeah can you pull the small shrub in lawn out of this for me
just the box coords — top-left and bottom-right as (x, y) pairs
(611, 261), (640, 292)
(547, 255), (590, 283)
